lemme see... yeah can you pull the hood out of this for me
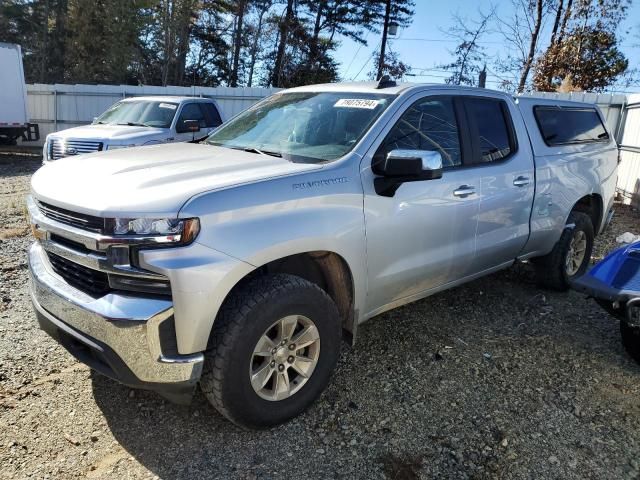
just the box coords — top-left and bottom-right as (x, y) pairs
(49, 124), (166, 143)
(31, 143), (323, 217)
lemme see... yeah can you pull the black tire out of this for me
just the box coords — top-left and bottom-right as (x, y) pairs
(534, 211), (594, 291)
(200, 273), (341, 428)
(621, 320), (640, 364)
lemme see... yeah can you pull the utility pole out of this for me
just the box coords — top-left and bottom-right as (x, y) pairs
(377, 0), (392, 80)
(478, 64), (487, 88)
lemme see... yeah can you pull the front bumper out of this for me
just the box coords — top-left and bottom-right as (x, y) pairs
(29, 242), (204, 403)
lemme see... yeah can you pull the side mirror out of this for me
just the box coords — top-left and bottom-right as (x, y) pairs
(176, 119), (201, 134)
(374, 149), (443, 196)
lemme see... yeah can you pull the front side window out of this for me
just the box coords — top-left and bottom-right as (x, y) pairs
(206, 92), (394, 163)
(95, 101), (178, 128)
(534, 106), (609, 145)
(377, 96), (462, 168)
(178, 103), (207, 128)
(466, 98), (514, 163)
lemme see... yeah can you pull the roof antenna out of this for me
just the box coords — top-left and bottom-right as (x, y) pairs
(376, 75), (397, 89)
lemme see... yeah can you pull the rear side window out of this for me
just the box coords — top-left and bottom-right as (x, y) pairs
(534, 107), (609, 145)
(465, 98), (515, 163)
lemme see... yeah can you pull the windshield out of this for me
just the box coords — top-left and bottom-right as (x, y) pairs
(205, 92), (394, 163)
(95, 100), (179, 128)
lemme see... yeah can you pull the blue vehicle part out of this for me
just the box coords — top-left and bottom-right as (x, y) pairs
(573, 241), (640, 363)
(572, 240), (640, 305)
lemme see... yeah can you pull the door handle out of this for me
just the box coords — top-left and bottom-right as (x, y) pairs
(453, 185), (476, 198)
(513, 176), (530, 187)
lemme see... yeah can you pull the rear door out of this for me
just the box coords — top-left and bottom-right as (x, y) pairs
(463, 96), (535, 273)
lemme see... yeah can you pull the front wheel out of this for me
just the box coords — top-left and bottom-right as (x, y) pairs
(200, 274), (341, 428)
(534, 211), (594, 291)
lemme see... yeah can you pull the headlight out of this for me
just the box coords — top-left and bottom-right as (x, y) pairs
(111, 217), (200, 245)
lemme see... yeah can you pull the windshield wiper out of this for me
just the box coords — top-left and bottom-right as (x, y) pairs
(116, 122), (149, 127)
(243, 147), (282, 158)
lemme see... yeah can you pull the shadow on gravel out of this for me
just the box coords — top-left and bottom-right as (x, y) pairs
(91, 372), (249, 479)
(90, 266), (640, 479)
(0, 151), (42, 180)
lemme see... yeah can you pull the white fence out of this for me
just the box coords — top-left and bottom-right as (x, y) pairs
(21, 83), (280, 147)
(618, 93), (640, 207)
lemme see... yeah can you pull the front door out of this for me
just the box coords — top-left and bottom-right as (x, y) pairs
(361, 93), (480, 315)
(174, 102), (211, 142)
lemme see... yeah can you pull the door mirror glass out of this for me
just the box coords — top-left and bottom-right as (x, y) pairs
(177, 119), (201, 133)
(377, 149), (443, 180)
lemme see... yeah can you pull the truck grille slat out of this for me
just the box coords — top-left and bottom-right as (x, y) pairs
(49, 139), (103, 160)
(37, 201), (105, 233)
(47, 252), (111, 297)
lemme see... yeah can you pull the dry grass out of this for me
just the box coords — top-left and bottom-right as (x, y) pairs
(0, 226), (30, 240)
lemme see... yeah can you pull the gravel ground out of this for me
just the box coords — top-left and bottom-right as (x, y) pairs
(1, 151), (640, 480)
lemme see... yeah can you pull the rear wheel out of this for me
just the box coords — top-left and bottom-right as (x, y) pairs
(200, 274), (341, 428)
(534, 211), (594, 291)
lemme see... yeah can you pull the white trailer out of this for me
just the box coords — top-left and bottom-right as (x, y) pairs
(0, 42), (39, 144)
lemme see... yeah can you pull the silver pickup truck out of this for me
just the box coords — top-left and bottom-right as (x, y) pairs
(27, 79), (618, 428)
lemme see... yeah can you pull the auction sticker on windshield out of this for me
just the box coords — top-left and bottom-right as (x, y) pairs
(334, 99), (380, 109)
(159, 103), (177, 109)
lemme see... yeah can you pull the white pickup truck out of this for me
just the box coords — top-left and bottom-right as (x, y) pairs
(42, 96), (223, 163)
(28, 79), (618, 428)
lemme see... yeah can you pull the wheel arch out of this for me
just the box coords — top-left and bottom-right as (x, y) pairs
(207, 250), (357, 349)
(570, 193), (603, 235)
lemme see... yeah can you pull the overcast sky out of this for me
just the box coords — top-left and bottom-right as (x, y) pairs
(333, 0), (640, 93)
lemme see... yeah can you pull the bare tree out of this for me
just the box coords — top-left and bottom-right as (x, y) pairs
(440, 8), (495, 86)
(496, 0), (553, 92)
(517, 0), (543, 92)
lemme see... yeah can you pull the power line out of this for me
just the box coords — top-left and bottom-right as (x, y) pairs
(394, 37), (637, 49)
(343, 31), (370, 79)
(352, 40), (381, 81)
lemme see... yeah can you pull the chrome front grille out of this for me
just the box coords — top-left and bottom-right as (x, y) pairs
(47, 251), (111, 297)
(37, 200), (105, 233)
(28, 196), (171, 298)
(48, 138), (103, 160)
